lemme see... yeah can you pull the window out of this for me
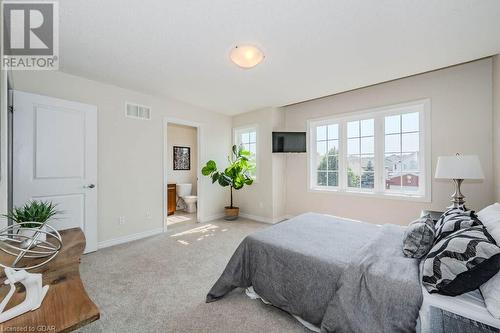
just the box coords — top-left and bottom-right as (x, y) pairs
(347, 119), (374, 189)
(315, 124), (339, 187)
(309, 100), (430, 200)
(384, 112), (420, 194)
(234, 126), (258, 179)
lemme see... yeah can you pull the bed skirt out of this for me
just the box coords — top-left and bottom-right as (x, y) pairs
(245, 286), (320, 332)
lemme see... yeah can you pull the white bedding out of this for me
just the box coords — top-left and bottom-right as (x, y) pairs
(419, 288), (500, 332)
(248, 284), (500, 333)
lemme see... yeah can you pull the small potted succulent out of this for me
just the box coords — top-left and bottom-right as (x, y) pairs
(2, 200), (60, 245)
(202, 145), (255, 220)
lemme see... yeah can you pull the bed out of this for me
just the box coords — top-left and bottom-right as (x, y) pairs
(206, 213), (423, 332)
(420, 288), (500, 332)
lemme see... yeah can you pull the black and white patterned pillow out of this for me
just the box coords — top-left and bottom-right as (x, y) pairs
(422, 226), (500, 296)
(402, 215), (435, 259)
(434, 207), (481, 244)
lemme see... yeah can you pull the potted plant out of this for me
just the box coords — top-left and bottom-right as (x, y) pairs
(202, 145), (255, 220)
(2, 200), (60, 245)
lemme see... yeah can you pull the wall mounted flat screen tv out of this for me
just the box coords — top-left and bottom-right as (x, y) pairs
(272, 132), (306, 153)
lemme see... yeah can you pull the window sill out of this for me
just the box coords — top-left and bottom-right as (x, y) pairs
(308, 187), (431, 203)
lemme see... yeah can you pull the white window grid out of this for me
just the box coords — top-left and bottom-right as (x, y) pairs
(315, 124), (339, 187)
(308, 99), (431, 201)
(234, 126), (258, 180)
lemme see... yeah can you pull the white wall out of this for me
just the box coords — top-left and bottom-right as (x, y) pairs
(494, 55), (500, 202)
(0, 69), (7, 228)
(232, 107), (287, 222)
(8, 57), (496, 236)
(271, 109), (287, 219)
(283, 59), (494, 225)
(0, 20), (7, 227)
(232, 108), (274, 221)
(167, 123), (198, 195)
(10, 70), (231, 243)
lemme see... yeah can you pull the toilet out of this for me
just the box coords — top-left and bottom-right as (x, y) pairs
(176, 183), (197, 213)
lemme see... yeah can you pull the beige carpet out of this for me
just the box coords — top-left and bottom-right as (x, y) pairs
(77, 218), (308, 332)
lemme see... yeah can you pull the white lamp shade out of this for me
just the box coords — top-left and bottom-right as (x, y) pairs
(435, 155), (484, 180)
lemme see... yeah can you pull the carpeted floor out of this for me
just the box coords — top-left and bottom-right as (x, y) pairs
(77, 218), (308, 332)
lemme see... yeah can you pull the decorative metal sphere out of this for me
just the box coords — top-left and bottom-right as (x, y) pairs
(0, 222), (62, 270)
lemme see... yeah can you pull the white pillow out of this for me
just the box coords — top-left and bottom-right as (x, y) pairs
(477, 203), (500, 244)
(477, 203), (500, 318)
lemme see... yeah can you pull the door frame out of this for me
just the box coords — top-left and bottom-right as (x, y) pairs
(162, 117), (202, 232)
(12, 90), (98, 252)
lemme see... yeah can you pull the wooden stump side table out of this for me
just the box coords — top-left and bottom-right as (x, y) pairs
(0, 228), (99, 332)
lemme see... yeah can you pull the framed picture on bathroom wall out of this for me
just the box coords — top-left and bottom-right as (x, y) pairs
(173, 146), (191, 170)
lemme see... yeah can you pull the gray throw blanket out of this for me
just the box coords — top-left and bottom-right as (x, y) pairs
(321, 224), (423, 333)
(206, 213), (422, 332)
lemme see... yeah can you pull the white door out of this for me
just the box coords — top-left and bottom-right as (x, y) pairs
(13, 90), (98, 252)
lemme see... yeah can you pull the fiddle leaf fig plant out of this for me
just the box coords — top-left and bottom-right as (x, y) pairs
(202, 145), (255, 208)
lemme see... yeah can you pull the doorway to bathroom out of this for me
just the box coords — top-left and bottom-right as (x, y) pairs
(163, 119), (201, 232)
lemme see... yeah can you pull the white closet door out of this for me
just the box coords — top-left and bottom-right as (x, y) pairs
(13, 90), (98, 252)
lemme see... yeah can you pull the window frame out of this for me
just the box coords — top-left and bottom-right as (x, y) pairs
(345, 118), (376, 192)
(307, 99), (431, 202)
(233, 125), (259, 181)
(312, 123), (340, 188)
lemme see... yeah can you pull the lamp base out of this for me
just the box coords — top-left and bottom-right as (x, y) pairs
(450, 178), (465, 209)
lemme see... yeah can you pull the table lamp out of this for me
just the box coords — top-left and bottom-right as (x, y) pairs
(435, 154), (484, 208)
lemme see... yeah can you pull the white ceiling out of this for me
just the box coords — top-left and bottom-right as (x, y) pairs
(60, 0), (500, 115)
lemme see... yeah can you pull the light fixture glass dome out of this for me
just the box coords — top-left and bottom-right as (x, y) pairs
(229, 45), (264, 69)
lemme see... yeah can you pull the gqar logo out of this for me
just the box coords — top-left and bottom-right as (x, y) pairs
(2, 1), (59, 70)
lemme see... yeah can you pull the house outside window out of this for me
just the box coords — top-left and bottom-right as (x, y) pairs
(315, 124), (339, 187)
(234, 126), (258, 179)
(384, 112), (420, 194)
(308, 100), (430, 201)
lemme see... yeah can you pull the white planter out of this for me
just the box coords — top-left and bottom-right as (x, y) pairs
(15, 223), (47, 248)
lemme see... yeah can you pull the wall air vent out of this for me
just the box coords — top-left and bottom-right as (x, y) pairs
(126, 102), (151, 120)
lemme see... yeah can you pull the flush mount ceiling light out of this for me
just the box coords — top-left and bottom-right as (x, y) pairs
(229, 45), (264, 69)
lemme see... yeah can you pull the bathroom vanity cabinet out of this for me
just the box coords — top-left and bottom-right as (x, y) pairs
(167, 184), (176, 215)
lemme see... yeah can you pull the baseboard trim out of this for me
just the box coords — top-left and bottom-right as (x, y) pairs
(98, 227), (164, 249)
(239, 213), (271, 223)
(96, 214), (294, 249)
(239, 213), (292, 224)
(199, 213), (225, 223)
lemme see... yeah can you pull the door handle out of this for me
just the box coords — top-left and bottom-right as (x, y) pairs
(84, 184), (96, 189)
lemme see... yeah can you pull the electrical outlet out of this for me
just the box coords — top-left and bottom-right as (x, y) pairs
(118, 216), (125, 225)
(259, 202), (264, 208)
(146, 212), (152, 219)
